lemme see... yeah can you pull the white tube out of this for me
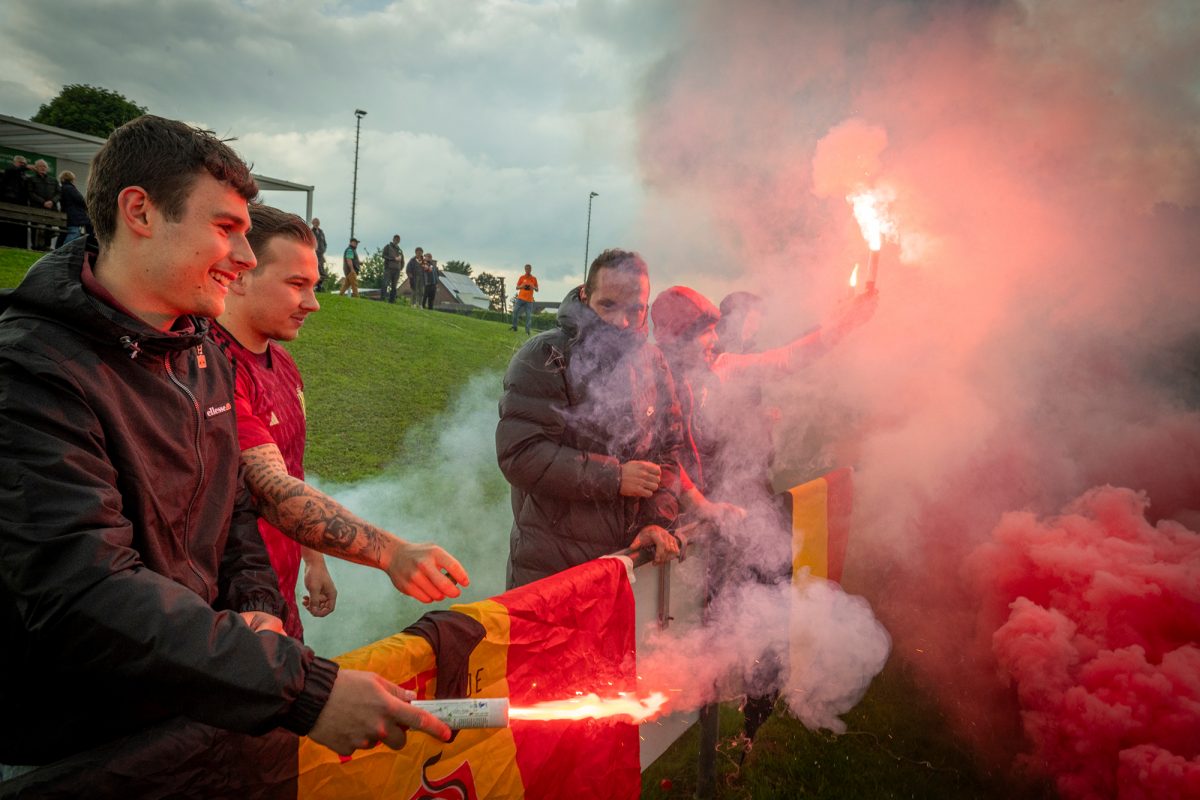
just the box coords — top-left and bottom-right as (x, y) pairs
(411, 698), (510, 729)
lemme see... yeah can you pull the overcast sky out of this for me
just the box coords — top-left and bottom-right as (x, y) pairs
(0, 0), (680, 299)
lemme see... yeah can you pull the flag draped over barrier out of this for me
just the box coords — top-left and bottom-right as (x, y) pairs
(783, 467), (854, 584)
(0, 558), (640, 800)
(298, 556), (641, 799)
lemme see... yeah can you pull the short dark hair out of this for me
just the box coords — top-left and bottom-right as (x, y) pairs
(87, 115), (258, 245)
(246, 203), (316, 272)
(584, 248), (648, 296)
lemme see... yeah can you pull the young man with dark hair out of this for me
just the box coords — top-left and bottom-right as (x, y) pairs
(212, 204), (468, 641)
(0, 116), (447, 776)
(496, 248), (684, 588)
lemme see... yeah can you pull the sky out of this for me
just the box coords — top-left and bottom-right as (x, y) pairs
(0, 0), (681, 298)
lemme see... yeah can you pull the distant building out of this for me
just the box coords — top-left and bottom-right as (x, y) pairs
(401, 271), (492, 311)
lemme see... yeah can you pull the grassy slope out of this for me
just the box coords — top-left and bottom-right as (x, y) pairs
(0, 245), (1040, 799)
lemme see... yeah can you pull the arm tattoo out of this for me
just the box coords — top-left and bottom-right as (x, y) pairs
(242, 445), (386, 565)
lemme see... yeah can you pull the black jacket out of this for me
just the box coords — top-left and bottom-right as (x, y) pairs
(496, 288), (683, 587)
(0, 238), (337, 765)
(25, 171), (59, 208)
(59, 181), (90, 227)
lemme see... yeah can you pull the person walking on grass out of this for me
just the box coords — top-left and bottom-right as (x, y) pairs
(339, 236), (360, 297)
(511, 263), (538, 333)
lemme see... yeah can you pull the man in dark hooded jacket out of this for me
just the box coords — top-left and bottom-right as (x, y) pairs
(496, 248), (685, 588)
(0, 116), (446, 780)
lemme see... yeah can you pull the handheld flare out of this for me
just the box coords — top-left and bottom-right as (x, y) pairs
(412, 698), (509, 729)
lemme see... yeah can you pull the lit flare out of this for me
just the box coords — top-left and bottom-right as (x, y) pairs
(509, 692), (668, 724)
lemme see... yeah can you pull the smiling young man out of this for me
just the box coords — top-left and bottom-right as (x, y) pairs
(212, 204), (469, 642)
(496, 248), (685, 588)
(0, 116), (448, 779)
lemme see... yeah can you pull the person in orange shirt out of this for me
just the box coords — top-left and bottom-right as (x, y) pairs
(510, 263), (539, 333)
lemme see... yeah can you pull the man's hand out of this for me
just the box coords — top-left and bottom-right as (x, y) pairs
(308, 669), (451, 756)
(619, 461), (662, 498)
(385, 541), (470, 603)
(825, 290), (878, 346)
(697, 499), (747, 529)
(239, 611), (285, 635)
(630, 524), (680, 565)
(302, 556), (338, 617)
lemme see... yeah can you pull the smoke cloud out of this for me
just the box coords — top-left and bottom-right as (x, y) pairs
(303, 374), (513, 656)
(631, 0), (1200, 793)
(639, 573), (891, 734)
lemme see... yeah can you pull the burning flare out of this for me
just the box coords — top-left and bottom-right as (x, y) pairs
(509, 692), (667, 724)
(849, 263), (859, 288)
(847, 188), (892, 252)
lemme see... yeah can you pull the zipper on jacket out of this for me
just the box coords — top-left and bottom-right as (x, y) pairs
(164, 353), (209, 593)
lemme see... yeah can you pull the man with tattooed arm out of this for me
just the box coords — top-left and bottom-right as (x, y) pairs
(212, 203), (469, 640)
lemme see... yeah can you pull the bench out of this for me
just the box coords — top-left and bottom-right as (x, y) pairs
(0, 200), (67, 249)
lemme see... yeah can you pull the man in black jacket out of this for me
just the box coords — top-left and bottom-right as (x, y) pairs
(0, 116), (447, 777)
(496, 248), (684, 588)
(25, 159), (60, 250)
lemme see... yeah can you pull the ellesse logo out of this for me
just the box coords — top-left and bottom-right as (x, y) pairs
(205, 402), (232, 418)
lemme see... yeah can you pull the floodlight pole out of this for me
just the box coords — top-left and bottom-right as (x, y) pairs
(351, 109), (367, 240)
(583, 191), (598, 284)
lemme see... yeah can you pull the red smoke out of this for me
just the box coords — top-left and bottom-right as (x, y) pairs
(968, 487), (1200, 799)
(631, 0), (1200, 794)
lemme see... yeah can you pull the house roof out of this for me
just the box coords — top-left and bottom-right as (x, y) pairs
(438, 272), (492, 310)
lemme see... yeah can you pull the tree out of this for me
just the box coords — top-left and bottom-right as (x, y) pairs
(357, 248), (384, 289)
(443, 260), (472, 276)
(475, 271), (507, 312)
(32, 84), (147, 139)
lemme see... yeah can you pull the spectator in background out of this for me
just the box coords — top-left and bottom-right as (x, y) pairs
(0, 155), (29, 247)
(381, 234), (404, 303)
(422, 251), (439, 310)
(339, 236), (360, 297)
(510, 263), (539, 334)
(0, 155), (29, 204)
(26, 159), (60, 250)
(58, 171), (90, 244)
(406, 246), (425, 307)
(310, 217), (328, 291)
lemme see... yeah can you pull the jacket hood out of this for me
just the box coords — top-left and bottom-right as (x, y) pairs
(0, 236), (210, 356)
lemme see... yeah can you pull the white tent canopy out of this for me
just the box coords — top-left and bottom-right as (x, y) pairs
(0, 113), (314, 219)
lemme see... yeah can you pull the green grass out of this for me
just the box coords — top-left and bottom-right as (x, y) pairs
(641, 658), (1048, 799)
(1, 245), (1043, 798)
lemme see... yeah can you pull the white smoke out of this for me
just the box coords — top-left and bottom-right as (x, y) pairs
(302, 373), (512, 656)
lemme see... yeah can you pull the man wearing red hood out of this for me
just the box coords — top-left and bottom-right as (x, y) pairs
(651, 284), (875, 738)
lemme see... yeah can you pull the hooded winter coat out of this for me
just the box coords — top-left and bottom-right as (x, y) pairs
(496, 287), (684, 588)
(0, 238), (337, 766)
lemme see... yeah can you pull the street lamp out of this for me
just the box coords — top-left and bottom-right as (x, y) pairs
(583, 191), (599, 284)
(350, 109), (367, 240)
